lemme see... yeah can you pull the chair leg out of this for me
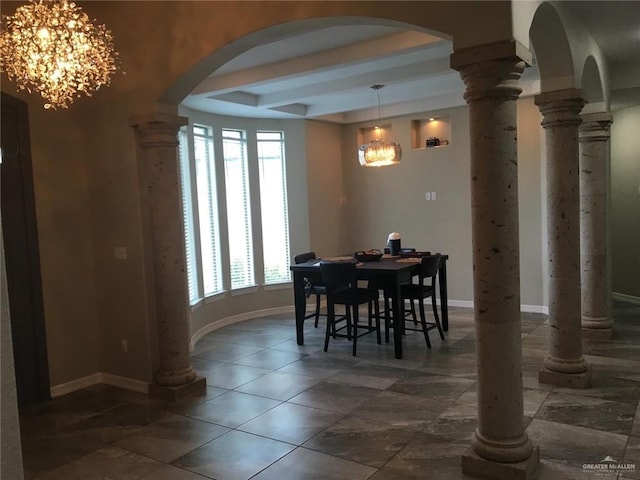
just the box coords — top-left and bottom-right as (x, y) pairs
(314, 294), (321, 328)
(352, 304), (358, 356)
(418, 297), (432, 348)
(384, 297), (391, 343)
(373, 300), (381, 345)
(410, 298), (418, 325)
(324, 302), (334, 352)
(432, 293), (445, 340)
(345, 308), (353, 341)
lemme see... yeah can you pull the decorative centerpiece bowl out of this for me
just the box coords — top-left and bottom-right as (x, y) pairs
(354, 249), (383, 262)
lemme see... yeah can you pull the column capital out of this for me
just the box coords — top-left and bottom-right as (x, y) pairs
(129, 112), (188, 149)
(580, 112), (613, 142)
(450, 40), (532, 70)
(129, 111), (188, 128)
(451, 41), (531, 104)
(535, 89), (585, 129)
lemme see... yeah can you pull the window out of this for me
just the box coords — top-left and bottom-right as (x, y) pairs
(193, 125), (223, 296)
(178, 129), (200, 304)
(257, 131), (291, 284)
(180, 122), (291, 302)
(222, 129), (254, 289)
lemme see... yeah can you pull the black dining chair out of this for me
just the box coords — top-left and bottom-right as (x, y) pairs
(320, 261), (381, 356)
(293, 251), (327, 328)
(396, 253), (444, 348)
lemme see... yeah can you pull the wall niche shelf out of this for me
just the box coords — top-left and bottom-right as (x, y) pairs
(411, 116), (451, 150)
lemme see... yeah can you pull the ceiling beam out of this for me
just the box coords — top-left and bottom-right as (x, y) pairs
(256, 56), (452, 108)
(191, 31), (446, 97)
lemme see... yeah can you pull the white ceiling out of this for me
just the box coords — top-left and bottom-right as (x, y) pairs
(182, 3), (640, 124)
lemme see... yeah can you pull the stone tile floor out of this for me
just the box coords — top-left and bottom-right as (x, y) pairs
(19, 300), (640, 479)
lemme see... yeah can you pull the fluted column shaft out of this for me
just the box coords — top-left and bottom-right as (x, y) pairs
(535, 90), (591, 388)
(130, 112), (196, 387)
(580, 113), (613, 337)
(452, 42), (538, 479)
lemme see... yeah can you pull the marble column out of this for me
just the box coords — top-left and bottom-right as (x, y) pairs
(535, 89), (591, 388)
(451, 41), (539, 480)
(580, 113), (613, 339)
(130, 112), (205, 400)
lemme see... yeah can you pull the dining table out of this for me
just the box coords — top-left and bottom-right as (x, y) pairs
(290, 253), (449, 359)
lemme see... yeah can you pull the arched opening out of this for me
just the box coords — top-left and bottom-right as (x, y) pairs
(165, 17), (460, 342)
(529, 2), (576, 92)
(160, 17), (452, 110)
(581, 55), (606, 113)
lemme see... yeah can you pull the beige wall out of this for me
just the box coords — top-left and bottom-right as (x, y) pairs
(611, 105), (640, 299)
(306, 121), (349, 257)
(517, 97), (546, 309)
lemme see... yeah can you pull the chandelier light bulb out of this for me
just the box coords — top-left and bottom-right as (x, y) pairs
(0, 0), (120, 109)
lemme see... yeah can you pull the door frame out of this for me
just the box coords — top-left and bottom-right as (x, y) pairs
(1, 92), (50, 405)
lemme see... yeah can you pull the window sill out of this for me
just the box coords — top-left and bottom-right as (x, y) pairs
(263, 281), (292, 291)
(230, 286), (259, 296)
(189, 299), (204, 312)
(204, 291), (228, 304)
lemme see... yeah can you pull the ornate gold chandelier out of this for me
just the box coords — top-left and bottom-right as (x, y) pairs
(0, 0), (119, 109)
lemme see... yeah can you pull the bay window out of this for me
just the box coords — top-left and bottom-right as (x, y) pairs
(179, 121), (291, 304)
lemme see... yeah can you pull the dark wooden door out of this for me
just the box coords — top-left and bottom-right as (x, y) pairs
(1, 92), (50, 405)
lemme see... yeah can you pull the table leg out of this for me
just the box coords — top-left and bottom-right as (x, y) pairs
(293, 271), (306, 345)
(438, 259), (449, 331)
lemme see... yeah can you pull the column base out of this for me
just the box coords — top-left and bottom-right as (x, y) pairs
(581, 326), (613, 340)
(539, 366), (591, 389)
(149, 375), (206, 402)
(462, 446), (539, 480)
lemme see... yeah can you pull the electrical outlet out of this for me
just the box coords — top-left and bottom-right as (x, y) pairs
(120, 339), (128, 353)
(114, 246), (127, 260)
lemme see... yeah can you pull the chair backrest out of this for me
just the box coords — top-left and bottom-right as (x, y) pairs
(319, 261), (357, 293)
(294, 251), (316, 264)
(418, 254), (441, 285)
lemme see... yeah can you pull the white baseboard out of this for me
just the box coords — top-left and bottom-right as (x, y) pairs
(50, 373), (102, 398)
(190, 305), (297, 350)
(521, 304), (549, 314)
(445, 299), (474, 309)
(613, 292), (640, 305)
(441, 300), (547, 315)
(101, 373), (149, 394)
(50, 372), (149, 398)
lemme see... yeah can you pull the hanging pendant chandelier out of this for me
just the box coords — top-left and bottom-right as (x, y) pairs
(358, 85), (401, 167)
(0, 0), (120, 109)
